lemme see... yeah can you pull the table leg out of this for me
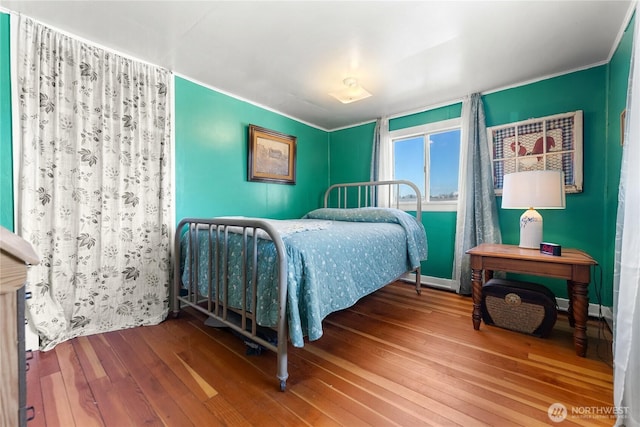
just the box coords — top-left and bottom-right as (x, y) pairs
(471, 268), (483, 330)
(570, 280), (588, 357)
(484, 269), (494, 283)
(566, 281), (575, 327)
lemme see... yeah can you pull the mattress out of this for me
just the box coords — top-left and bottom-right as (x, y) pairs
(180, 207), (427, 347)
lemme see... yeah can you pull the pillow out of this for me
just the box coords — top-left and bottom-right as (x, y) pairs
(304, 207), (403, 223)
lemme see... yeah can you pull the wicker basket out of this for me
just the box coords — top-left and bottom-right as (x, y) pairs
(481, 278), (557, 338)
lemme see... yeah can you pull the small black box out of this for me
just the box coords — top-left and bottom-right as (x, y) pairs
(481, 278), (558, 338)
(540, 242), (561, 256)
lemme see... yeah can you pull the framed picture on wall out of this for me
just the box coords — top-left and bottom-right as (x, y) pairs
(486, 110), (583, 194)
(248, 125), (297, 184)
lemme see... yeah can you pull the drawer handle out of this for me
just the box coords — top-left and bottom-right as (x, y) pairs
(25, 291), (33, 300)
(26, 406), (35, 422)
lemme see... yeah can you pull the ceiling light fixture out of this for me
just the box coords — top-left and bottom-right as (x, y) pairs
(329, 77), (372, 104)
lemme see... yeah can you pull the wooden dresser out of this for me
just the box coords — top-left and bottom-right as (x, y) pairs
(1, 226), (39, 427)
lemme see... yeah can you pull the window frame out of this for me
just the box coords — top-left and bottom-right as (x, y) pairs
(389, 117), (461, 212)
(486, 110), (583, 194)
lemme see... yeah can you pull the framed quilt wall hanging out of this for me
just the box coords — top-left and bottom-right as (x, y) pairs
(487, 110), (583, 194)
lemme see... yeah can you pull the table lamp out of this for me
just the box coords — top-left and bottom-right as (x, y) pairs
(501, 170), (566, 249)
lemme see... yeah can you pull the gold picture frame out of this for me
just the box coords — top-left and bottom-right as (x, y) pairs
(248, 124), (297, 184)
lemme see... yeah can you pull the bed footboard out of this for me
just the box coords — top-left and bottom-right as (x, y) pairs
(323, 180), (424, 294)
(172, 218), (289, 391)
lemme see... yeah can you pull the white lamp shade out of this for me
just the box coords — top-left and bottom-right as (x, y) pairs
(501, 170), (566, 248)
(501, 170), (566, 209)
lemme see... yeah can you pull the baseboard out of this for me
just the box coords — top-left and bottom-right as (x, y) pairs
(602, 306), (614, 330)
(400, 273), (615, 328)
(555, 297), (613, 324)
(422, 276), (457, 291)
(400, 273), (456, 292)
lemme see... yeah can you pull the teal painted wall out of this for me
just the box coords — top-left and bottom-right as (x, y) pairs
(328, 122), (375, 185)
(0, 10), (631, 305)
(0, 15), (330, 232)
(390, 103), (463, 131)
(329, 63), (629, 306)
(328, 104), (463, 280)
(327, 101), (464, 186)
(484, 66), (611, 304)
(390, 104), (463, 279)
(175, 77), (329, 222)
(0, 13), (13, 230)
(604, 14), (634, 302)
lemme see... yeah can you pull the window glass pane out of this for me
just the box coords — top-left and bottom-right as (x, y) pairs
(428, 129), (460, 201)
(394, 136), (425, 200)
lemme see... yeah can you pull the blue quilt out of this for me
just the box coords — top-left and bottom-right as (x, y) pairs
(181, 208), (427, 347)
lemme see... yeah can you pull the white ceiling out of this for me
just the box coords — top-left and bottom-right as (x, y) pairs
(0, 1), (634, 130)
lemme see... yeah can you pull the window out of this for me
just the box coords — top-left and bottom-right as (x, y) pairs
(390, 118), (461, 211)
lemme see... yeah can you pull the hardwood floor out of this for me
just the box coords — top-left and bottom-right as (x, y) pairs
(26, 281), (614, 426)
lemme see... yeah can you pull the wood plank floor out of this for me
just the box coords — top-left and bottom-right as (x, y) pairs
(26, 282), (614, 426)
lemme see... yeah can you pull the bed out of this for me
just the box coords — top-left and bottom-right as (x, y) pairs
(172, 180), (427, 391)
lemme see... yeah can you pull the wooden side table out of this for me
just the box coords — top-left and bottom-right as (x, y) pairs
(466, 243), (597, 357)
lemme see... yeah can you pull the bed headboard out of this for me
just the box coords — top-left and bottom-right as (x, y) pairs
(323, 180), (422, 222)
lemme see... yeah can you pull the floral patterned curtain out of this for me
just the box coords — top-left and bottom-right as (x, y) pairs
(15, 17), (172, 350)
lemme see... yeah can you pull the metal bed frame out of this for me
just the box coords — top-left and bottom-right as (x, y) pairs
(172, 180), (423, 391)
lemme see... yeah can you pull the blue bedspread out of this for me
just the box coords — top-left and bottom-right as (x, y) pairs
(181, 208), (427, 347)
